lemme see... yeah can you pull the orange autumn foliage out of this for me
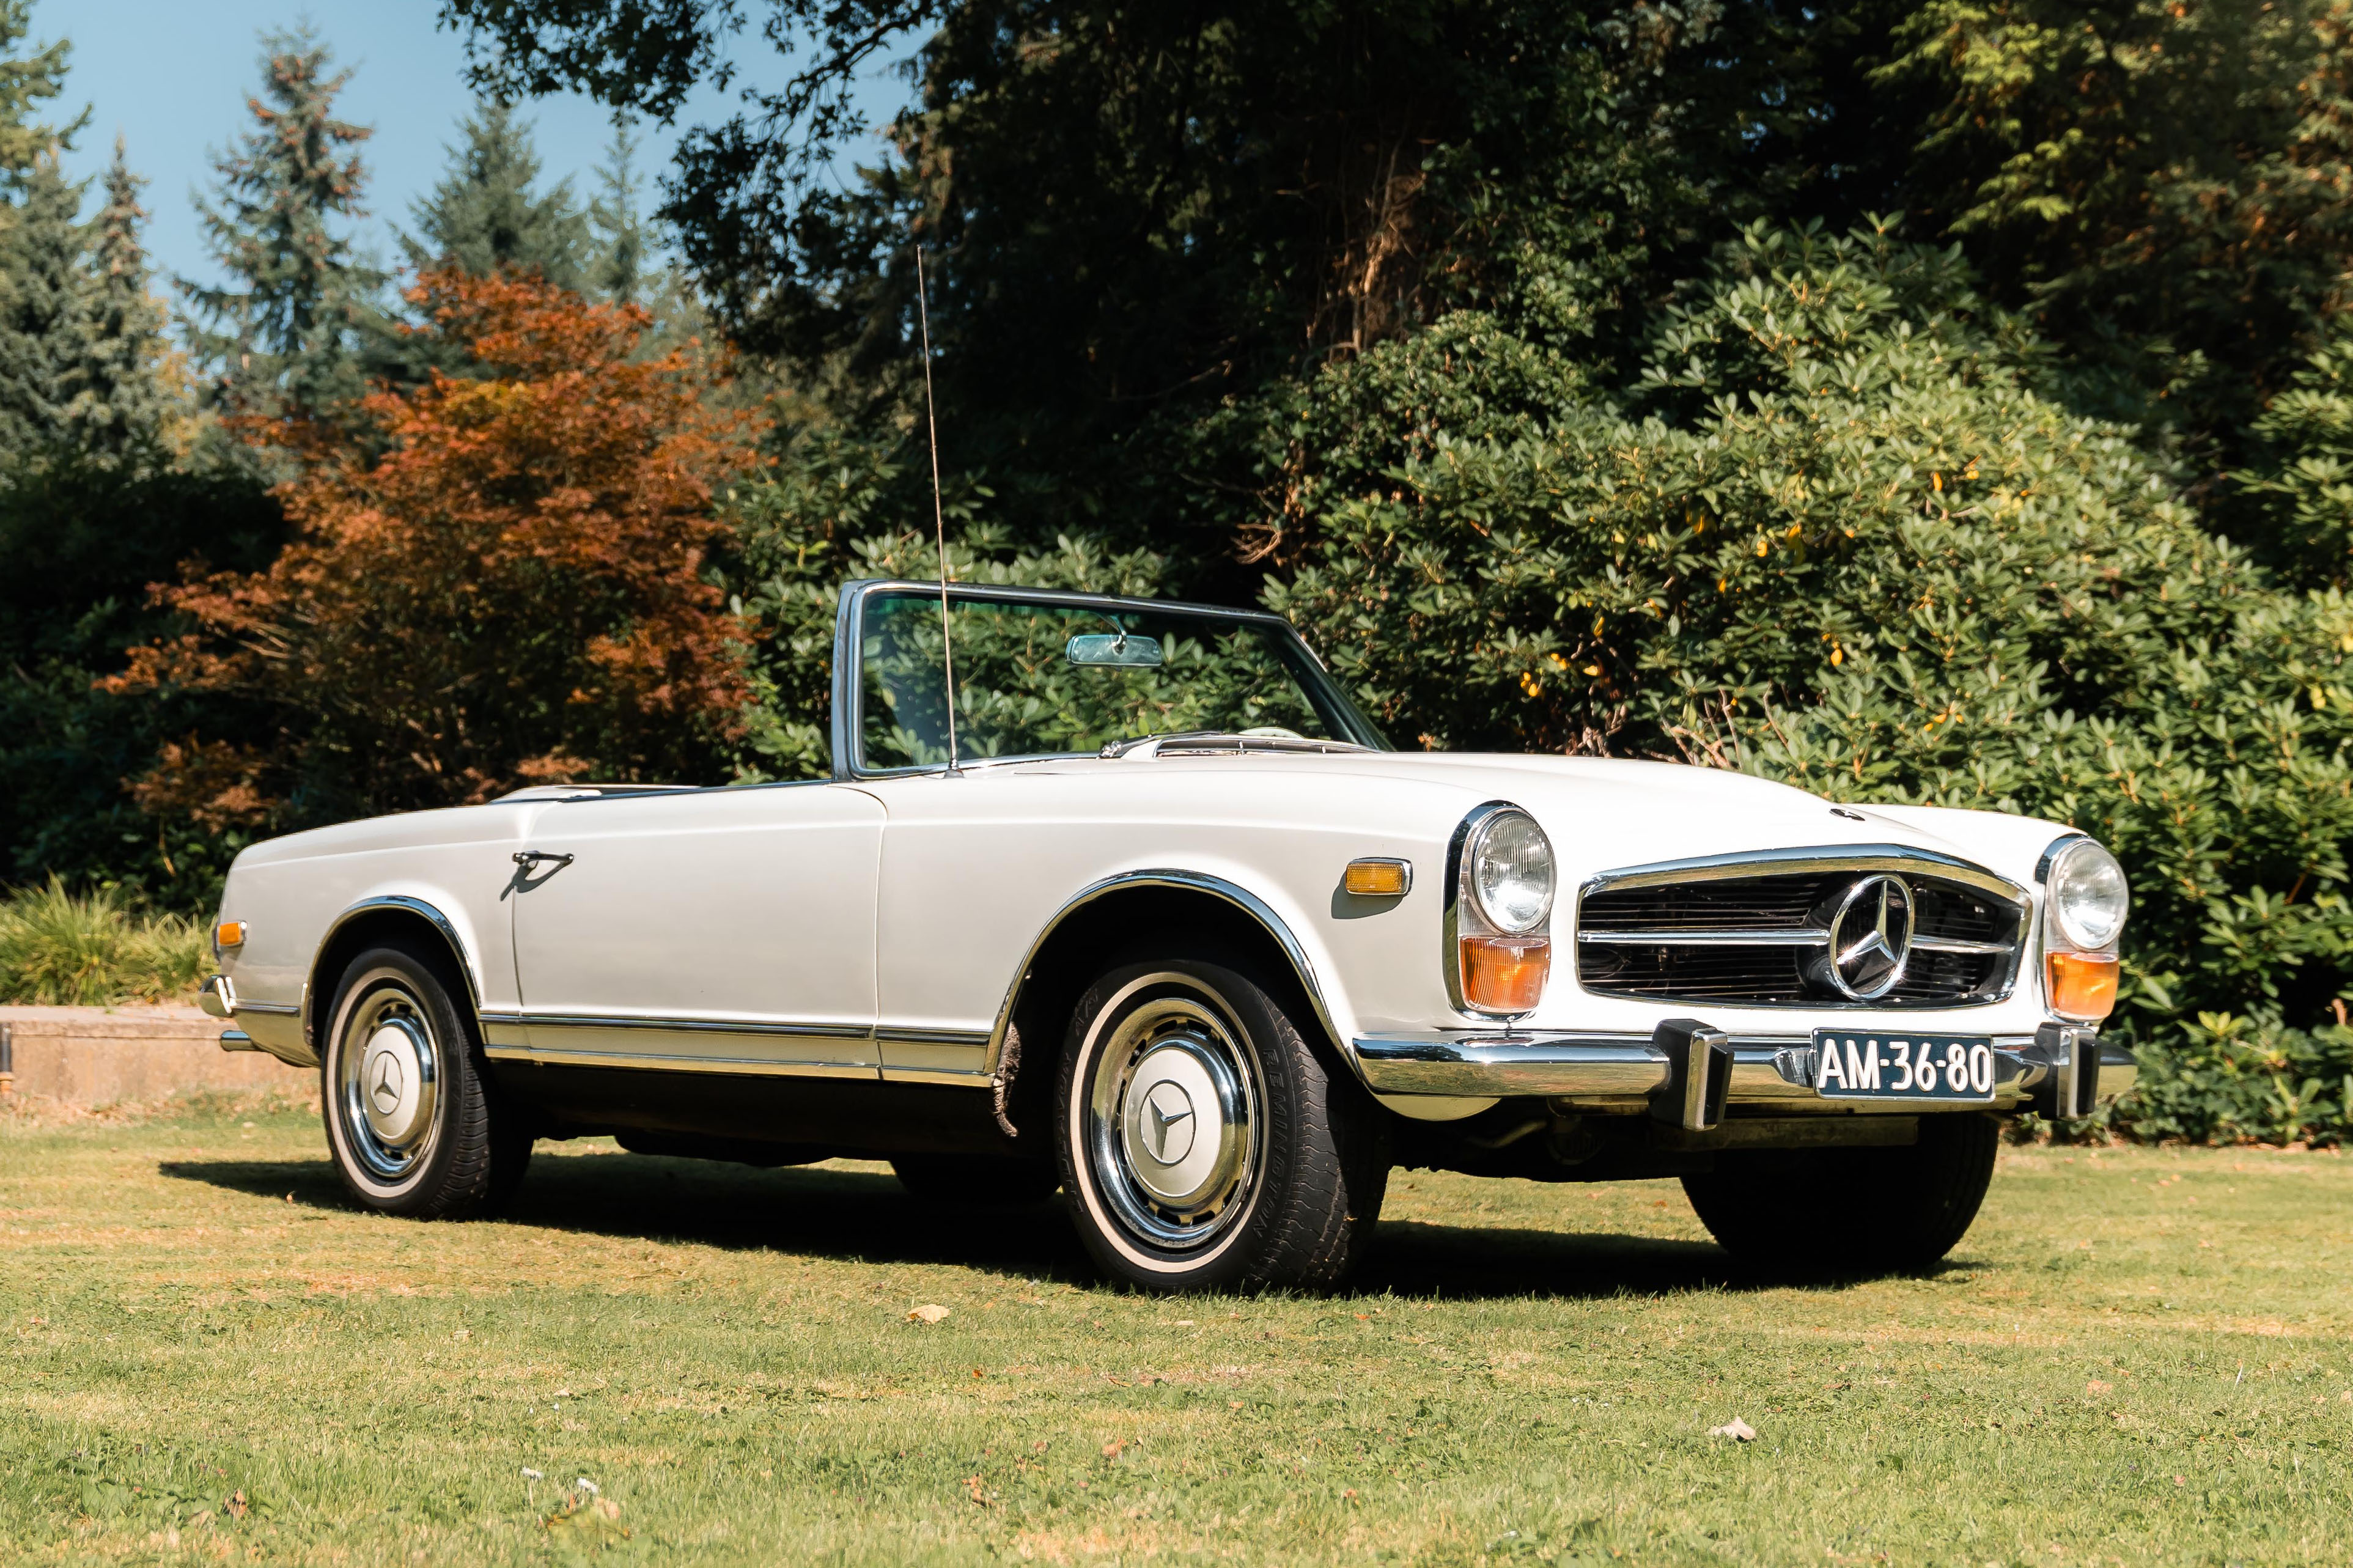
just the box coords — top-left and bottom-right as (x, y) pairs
(109, 270), (762, 827)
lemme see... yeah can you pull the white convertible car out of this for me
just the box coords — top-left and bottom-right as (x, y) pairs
(200, 580), (2134, 1290)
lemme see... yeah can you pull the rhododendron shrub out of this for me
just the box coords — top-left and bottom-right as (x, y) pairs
(111, 270), (759, 827)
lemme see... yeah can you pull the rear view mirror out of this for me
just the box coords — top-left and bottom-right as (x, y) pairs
(1067, 632), (1163, 668)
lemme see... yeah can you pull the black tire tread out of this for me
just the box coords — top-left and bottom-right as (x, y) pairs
(322, 940), (529, 1220)
(1056, 952), (1388, 1292)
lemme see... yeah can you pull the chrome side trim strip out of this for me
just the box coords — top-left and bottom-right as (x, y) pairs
(982, 869), (1342, 1080)
(518, 1012), (866, 1039)
(236, 999), (301, 1017)
(481, 1042), (880, 1080)
(1581, 843), (2028, 906)
(879, 1066), (995, 1086)
(877, 1026), (992, 1048)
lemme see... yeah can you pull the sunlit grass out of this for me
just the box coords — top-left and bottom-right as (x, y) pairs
(2, 1097), (2347, 1564)
(0, 878), (208, 1005)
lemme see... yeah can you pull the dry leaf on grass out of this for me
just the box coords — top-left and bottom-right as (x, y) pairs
(908, 1304), (950, 1324)
(1707, 1418), (1756, 1441)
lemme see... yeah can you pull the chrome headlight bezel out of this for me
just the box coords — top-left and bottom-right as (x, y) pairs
(1464, 809), (1556, 935)
(2044, 837), (2129, 952)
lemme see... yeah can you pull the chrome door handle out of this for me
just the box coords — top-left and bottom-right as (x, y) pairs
(512, 851), (575, 867)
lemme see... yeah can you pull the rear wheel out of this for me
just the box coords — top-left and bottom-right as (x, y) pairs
(1055, 955), (1387, 1292)
(320, 942), (531, 1218)
(1681, 1113), (1999, 1272)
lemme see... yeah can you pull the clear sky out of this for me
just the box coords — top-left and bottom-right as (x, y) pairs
(36, 0), (909, 295)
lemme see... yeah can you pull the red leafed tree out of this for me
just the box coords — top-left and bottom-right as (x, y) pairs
(110, 270), (760, 828)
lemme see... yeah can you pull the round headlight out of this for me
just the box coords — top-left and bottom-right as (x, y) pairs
(2047, 837), (2129, 951)
(1467, 811), (1555, 933)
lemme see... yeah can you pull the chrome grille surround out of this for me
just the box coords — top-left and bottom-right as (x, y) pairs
(1574, 844), (2030, 1008)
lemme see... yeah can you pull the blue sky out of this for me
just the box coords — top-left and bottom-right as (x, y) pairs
(37, 0), (911, 295)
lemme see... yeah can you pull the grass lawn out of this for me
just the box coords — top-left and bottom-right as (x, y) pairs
(2, 1095), (2349, 1566)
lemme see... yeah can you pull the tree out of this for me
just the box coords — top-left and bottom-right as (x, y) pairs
(443, 0), (1769, 583)
(590, 113), (648, 306)
(184, 27), (385, 422)
(401, 98), (592, 287)
(0, 0), (86, 462)
(1865, 1), (2353, 473)
(62, 138), (173, 462)
(0, 0), (75, 179)
(0, 144), (85, 457)
(109, 269), (761, 827)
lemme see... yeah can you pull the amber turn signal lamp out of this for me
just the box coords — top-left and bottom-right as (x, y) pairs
(2046, 951), (2118, 1021)
(1460, 934), (1550, 1014)
(1344, 858), (1411, 897)
(213, 921), (247, 951)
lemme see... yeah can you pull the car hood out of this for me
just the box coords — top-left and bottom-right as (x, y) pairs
(1054, 748), (2046, 891)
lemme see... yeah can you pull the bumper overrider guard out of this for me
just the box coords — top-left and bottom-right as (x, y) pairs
(1355, 1020), (2134, 1123)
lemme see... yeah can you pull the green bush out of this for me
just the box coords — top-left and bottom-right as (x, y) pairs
(0, 880), (210, 1006)
(1251, 223), (2353, 1145)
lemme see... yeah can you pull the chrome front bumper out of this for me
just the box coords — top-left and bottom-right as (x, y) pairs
(1356, 1023), (2135, 1114)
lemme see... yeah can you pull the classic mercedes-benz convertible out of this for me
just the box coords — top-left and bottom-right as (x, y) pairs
(200, 579), (2134, 1290)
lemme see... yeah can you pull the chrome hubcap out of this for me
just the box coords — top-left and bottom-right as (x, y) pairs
(339, 987), (440, 1181)
(1088, 988), (1260, 1251)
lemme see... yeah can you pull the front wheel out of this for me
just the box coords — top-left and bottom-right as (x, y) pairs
(320, 942), (531, 1218)
(1055, 956), (1387, 1292)
(1681, 1113), (1999, 1272)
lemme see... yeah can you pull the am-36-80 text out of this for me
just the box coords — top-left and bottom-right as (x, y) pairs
(1811, 1031), (1998, 1102)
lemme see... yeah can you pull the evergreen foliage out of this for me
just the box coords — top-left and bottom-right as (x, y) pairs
(0, 145), (86, 457)
(184, 28), (385, 422)
(590, 115), (648, 306)
(62, 139), (172, 462)
(400, 98), (592, 287)
(0, 0), (84, 463)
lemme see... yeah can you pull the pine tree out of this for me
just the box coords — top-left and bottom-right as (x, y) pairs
(62, 138), (171, 461)
(0, 0), (75, 182)
(402, 98), (591, 287)
(0, 147), (84, 458)
(591, 114), (647, 306)
(184, 28), (384, 422)
(0, 0), (86, 462)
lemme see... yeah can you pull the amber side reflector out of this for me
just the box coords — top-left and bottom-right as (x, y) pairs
(2047, 951), (2118, 1020)
(1461, 934), (1550, 1014)
(1344, 858), (1411, 897)
(214, 921), (247, 950)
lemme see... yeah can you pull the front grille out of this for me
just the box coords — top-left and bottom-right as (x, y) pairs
(1575, 858), (2025, 1007)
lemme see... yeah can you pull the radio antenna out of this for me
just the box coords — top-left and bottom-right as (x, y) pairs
(913, 239), (960, 775)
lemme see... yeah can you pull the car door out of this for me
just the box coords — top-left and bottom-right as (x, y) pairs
(507, 782), (886, 1077)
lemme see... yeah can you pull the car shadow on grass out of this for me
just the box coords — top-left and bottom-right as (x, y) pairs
(159, 1152), (1930, 1299)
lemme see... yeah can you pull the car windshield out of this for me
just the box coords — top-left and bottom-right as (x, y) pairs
(855, 588), (1383, 770)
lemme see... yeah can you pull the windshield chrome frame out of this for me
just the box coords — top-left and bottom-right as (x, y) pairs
(828, 578), (1388, 781)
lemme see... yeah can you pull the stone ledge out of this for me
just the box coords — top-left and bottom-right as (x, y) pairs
(0, 1004), (306, 1104)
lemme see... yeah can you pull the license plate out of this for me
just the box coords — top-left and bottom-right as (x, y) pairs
(1811, 1030), (1997, 1102)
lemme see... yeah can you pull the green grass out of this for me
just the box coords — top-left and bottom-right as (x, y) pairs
(0, 880), (207, 1005)
(3, 1099), (2349, 1566)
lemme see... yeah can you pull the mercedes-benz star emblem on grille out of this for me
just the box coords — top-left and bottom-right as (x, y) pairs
(1825, 874), (1916, 1001)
